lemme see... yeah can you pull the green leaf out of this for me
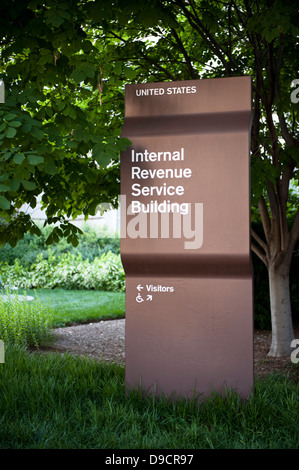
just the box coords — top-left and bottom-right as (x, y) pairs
(22, 121), (32, 133)
(45, 107), (54, 118)
(31, 127), (44, 140)
(30, 224), (42, 237)
(8, 120), (22, 128)
(84, 64), (95, 79)
(94, 151), (112, 167)
(114, 61), (122, 74)
(13, 153), (25, 164)
(44, 159), (57, 175)
(0, 195), (10, 210)
(40, 48), (52, 56)
(118, 137), (132, 151)
(70, 69), (86, 83)
(68, 140), (78, 149)
(8, 179), (20, 191)
(27, 155), (44, 165)
(3, 152), (12, 160)
(46, 11), (65, 28)
(123, 67), (137, 80)
(0, 172), (9, 182)
(62, 105), (70, 116)
(0, 183), (10, 192)
(39, 54), (52, 66)
(4, 113), (17, 121)
(68, 107), (77, 120)
(56, 100), (66, 112)
(6, 127), (17, 138)
(21, 180), (37, 190)
(14, 167), (30, 180)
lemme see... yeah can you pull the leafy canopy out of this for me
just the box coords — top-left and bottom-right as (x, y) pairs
(0, 0), (130, 246)
(1, 0), (298, 252)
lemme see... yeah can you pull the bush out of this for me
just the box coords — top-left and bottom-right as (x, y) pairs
(0, 251), (125, 292)
(0, 291), (54, 348)
(0, 224), (120, 266)
(0, 228), (50, 267)
(0, 259), (32, 289)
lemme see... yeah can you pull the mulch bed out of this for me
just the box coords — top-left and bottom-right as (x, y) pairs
(254, 327), (299, 382)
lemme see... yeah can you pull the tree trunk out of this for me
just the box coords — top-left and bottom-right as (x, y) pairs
(268, 262), (294, 357)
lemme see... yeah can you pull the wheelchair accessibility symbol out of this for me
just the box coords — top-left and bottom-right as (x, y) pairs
(136, 293), (144, 303)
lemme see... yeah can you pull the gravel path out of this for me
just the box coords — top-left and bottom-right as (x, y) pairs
(49, 319), (126, 364)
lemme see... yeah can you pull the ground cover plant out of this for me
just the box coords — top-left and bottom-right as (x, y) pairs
(0, 344), (298, 449)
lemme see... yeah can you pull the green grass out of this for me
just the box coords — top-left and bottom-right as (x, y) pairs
(17, 288), (125, 327)
(1, 289), (297, 449)
(0, 291), (54, 348)
(0, 344), (298, 449)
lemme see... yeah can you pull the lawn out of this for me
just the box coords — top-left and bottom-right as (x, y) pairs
(17, 288), (125, 327)
(0, 344), (298, 449)
(0, 290), (298, 450)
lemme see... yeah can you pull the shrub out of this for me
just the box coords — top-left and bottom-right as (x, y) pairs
(47, 251), (125, 291)
(0, 259), (32, 289)
(0, 251), (125, 292)
(0, 228), (50, 266)
(0, 290), (54, 348)
(0, 224), (120, 266)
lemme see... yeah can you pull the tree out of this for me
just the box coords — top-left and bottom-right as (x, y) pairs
(86, 0), (299, 356)
(1, 0), (298, 356)
(0, 0), (130, 247)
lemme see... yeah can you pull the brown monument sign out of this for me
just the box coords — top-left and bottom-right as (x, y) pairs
(120, 76), (253, 400)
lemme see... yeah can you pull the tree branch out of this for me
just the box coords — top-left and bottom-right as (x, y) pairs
(251, 74), (261, 156)
(279, 113), (297, 146)
(258, 195), (271, 246)
(265, 104), (280, 170)
(251, 235), (268, 267)
(107, 30), (176, 81)
(173, 0), (241, 75)
(275, 160), (296, 253)
(267, 180), (281, 257)
(170, 27), (198, 79)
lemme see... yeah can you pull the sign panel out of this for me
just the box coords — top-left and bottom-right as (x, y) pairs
(120, 76), (253, 399)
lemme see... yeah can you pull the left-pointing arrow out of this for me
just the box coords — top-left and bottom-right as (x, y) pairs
(137, 284), (144, 291)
